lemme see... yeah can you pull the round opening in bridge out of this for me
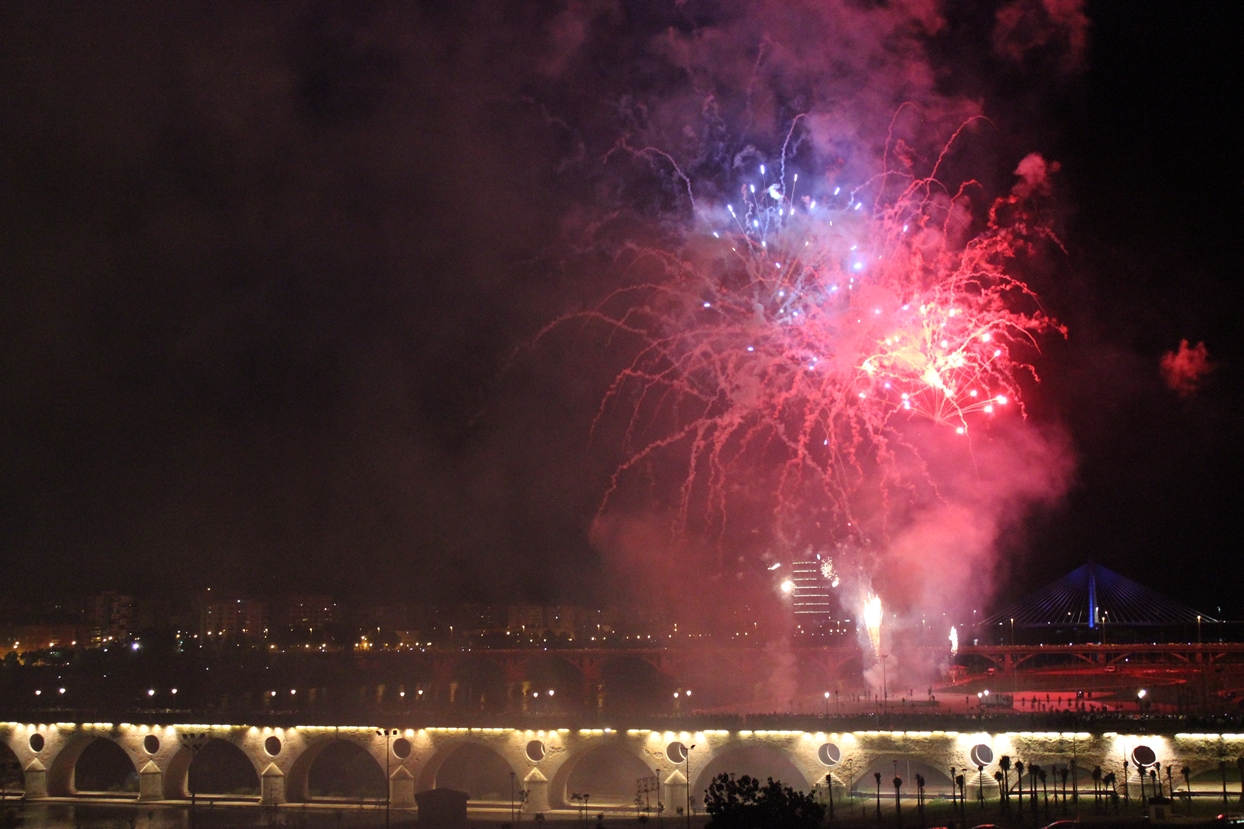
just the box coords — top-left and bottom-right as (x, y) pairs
(143, 735), (160, 755)
(817, 743), (841, 767)
(392, 738), (412, 760)
(525, 740), (545, 762)
(969, 744), (993, 767)
(667, 742), (687, 765)
(1131, 745), (1156, 767)
(264, 736), (282, 757)
(28, 733), (44, 753)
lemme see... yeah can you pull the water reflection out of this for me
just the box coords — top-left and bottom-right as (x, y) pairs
(0, 802), (400, 829)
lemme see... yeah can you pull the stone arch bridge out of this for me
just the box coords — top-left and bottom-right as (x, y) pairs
(4, 721), (1244, 814)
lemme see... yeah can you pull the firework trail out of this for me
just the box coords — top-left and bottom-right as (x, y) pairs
(863, 592), (884, 659)
(949, 625), (959, 656)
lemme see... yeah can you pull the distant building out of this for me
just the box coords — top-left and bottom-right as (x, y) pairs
(789, 560), (835, 618)
(271, 594), (339, 631)
(457, 603), (507, 636)
(199, 593), (268, 641)
(88, 591), (134, 644)
(507, 604), (545, 634)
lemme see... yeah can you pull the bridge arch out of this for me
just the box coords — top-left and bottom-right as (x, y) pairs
(285, 735), (385, 802)
(600, 656), (671, 715)
(416, 739), (520, 801)
(0, 740), (22, 797)
(47, 734), (138, 797)
(691, 742), (810, 797)
(73, 736), (140, 794)
(451, 656), (508, 711)
(521, 655), (587, 713)
(550, 738), (656, 808)
(166, 738), (261, 799)
(850, 758), (955, 795)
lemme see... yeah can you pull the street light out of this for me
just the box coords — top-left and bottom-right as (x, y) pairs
(377, 728), (399, 829)
(824, 691), (830, 717)
(686, 744), (696, 829)
(180, 732), (209, 829)
(881, 655), (889, 715)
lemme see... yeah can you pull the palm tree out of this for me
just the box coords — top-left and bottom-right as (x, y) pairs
(875, 771), (883, 820)
(1000, 756), (1012, 809)
(1016, 761), (1025, 811)
(824, 773), (835, 821)
(1104, 772), (1118, 812)
(949, 767), (957, 814)
(1155, 761), (1164, 799)
(915, 773), (925, 819)
(995, 771), (1006, 812)
(1092, 765), (1102, 808)
(1221, 760), (1228, 809)
(1182, 766), (1192, 810)
(894, 776), (903, 827)
(957, 774), (967, 819)
(1038, 767), (1048, 808)
(1060, 766), (1069, 808)
(1139, 764), (1147, 803)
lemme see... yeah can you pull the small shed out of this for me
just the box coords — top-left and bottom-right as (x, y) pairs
(416, 788), (469, 827)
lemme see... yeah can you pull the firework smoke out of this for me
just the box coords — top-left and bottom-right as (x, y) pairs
(534, 0), (1080, 699)
(1161, 339), (1215, 396)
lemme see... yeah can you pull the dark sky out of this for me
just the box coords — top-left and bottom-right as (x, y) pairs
(0, 2), (1241, 615)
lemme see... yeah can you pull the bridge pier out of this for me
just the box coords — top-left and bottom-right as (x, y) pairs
(391, 766), (416, 809)
(138, 760), (162, 801)
(261, 763), (285, 805)
(22, 759), (47, 799)
(523, 767), (549, 812)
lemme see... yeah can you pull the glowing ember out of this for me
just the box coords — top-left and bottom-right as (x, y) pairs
(820, 558), (841, 588)
(949, 625), (959, 656)
(863, 593), (883, 659)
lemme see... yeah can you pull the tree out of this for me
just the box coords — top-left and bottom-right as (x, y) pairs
(1015, 761), (1025, 811)
(1182, 766), (1192, 809)
(703, 773), (825, 829)
(999, 756), (1012, 808)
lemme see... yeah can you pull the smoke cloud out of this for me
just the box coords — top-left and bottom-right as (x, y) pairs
(1161, 339), (1216, 397)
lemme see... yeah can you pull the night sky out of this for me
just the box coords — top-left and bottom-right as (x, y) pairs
(1, 2), (1241, 616)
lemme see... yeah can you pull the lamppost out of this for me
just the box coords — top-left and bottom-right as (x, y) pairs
(377, 728), (399, 829)
(180, 732), (209, 829)
(824, 691), (830, 717)
(686, 744), (696, 829)
(881, 655), (889, 715)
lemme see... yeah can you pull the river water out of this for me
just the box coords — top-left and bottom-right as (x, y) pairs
(0, 801), (408, 829)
